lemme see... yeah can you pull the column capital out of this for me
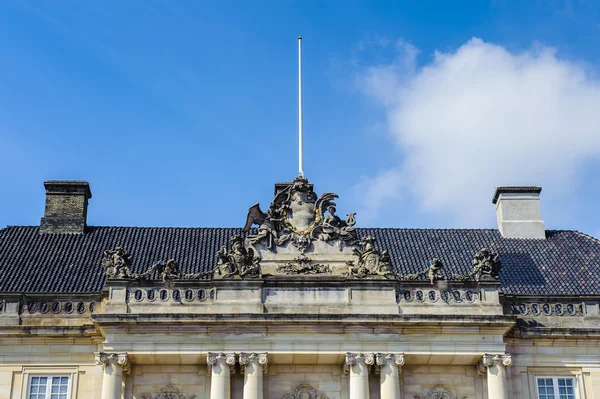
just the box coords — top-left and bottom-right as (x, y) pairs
(375, 353), (405, 374)
(207, 352), (236, 374)
(477, 353), (512, 374)
(95, 352), (131, 374)
(344, 352), (375, 374)
(239, 352), (268, 374)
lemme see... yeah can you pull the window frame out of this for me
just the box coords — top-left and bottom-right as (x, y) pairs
(535, 376), (578, 399)
(19, 367), (79, 399)
(525, 368), (587, 399)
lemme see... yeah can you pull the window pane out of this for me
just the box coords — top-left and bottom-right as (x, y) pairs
(537, 378), (556, 399)
(557, 378), (576, 399)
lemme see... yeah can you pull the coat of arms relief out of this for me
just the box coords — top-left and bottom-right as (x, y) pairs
(240, 176), (391, 277)
(243, 176), (357, 253)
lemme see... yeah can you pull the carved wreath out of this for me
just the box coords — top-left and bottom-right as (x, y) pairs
(282, 383), (329, 399)
(141, 385), (196, 399)
(424, 385), (456, 399)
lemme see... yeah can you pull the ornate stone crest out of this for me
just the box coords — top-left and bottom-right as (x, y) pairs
(141, 385), (196, 399)
(346, 236), (394, 279)
(282, 384), (329, 399)
(213, 236), (262, 279)
(244, 176), (357, 253)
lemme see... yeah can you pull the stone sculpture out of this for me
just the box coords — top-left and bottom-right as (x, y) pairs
(154, 259), (180, 282)
(404, 258), (445, 284)
(453, 248), (501, 281)
(243, 176), (357, 252)
(100, 246), (135, 279)
(213, 236), (262, 279)
(346, 236), (394, 279)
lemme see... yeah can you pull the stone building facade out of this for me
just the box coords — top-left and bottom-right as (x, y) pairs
(1, 178), (599, 399)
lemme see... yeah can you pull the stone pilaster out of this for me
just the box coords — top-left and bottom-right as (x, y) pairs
(478, 353), (512, 399)
(96, 352), (130, 399)
(375, 353), (404, 399)
(344, 352), (374, 399)
(208, 352), (236, 399)
(239, 352), (268, 399)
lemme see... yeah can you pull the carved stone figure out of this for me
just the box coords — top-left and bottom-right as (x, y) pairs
(453, 248), (501, 281)
(318, 206), (356, 242)
(404, 258), (445, 284)
(213, 236), (262, 279)
(346, 236), (394, 279)
(471, 248), (501, 281)
(100, 246), (134, 279)
(155, 259), (180, 282)
(243, 176), (357, 253)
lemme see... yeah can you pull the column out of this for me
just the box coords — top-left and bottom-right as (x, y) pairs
(478, 353), (512, 399)
(96, 352), (130, 399)
(239, 352), (268, 399)
(208, 352), (236, 399)
(376, 353), (404, 399)
(344, 352), (374, 399)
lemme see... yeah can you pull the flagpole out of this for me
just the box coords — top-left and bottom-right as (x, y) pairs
(298, 36), (304, 178)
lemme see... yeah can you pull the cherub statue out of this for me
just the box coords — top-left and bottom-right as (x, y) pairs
(427, 258), (445, 284)
(156, 259), (180, 282)
(100, 246), (133, 279)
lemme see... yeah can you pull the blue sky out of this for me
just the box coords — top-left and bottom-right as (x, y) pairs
(1, 0), (600, 236)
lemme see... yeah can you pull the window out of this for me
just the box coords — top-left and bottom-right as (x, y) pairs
(28, 376), (70, 399)
(537, 377), (577, 399)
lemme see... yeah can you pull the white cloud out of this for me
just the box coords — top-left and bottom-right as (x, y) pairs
(355, 38), (600, 226)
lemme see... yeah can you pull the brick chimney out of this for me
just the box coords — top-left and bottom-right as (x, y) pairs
(493, 186), (545, 239)
(40, 180), (92, 234)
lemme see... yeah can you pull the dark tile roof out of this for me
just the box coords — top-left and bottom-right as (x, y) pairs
(1, 226), (599, 295)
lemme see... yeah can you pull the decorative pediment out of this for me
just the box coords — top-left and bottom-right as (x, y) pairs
(282, 383), (329, 399)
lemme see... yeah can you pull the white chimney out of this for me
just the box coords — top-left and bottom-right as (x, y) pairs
(493, 187), (545, 239)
